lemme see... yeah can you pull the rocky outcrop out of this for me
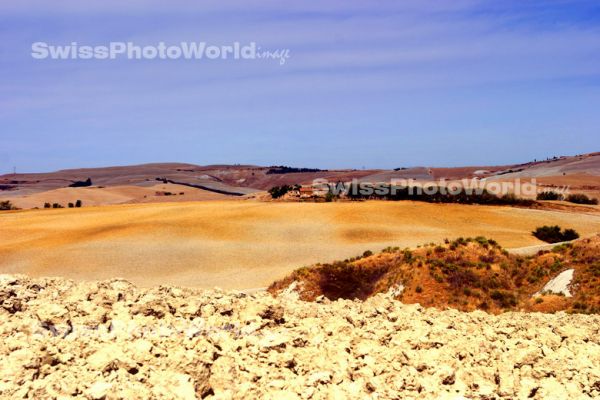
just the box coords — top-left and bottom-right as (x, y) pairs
(537, 269), (574, 297)
(1, 274), (599, 399)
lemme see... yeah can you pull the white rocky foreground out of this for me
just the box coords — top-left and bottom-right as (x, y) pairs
(0, 275), (599, 399)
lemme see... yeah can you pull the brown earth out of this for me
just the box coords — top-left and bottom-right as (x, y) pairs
(1, 200), (600, 289)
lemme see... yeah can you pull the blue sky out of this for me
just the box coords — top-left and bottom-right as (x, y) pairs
(1, 0), (599, 172)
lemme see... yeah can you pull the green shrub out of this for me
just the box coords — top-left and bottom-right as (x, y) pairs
(268, 185), (293, 199)
(550, 259), (563, 273)
(44, 202), (51, 208)
(402, 249), (413, 263)
(490, 290), (517, 308)
(415, 286), (423, 293)
(474, 236), (490, 249)
(75, 199), (82, 207)
(552, 243), (572, 253)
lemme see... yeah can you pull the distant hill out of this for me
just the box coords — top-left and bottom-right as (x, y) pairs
(1, 152), (599, 207)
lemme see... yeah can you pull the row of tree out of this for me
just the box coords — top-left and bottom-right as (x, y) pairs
(44, 200), (83, 208)
(537, 191), (598, 205)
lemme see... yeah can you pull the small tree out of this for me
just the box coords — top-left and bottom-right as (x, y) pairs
(268, 185), (293, 199)
(68, 202), (74, 208)
(75, 200), (82, 208)
(44, 202), (51, 208)
(0, 200), (14, 210)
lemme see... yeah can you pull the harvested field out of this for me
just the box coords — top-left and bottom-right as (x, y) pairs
(1, 201), (599, 289)
(0, 183), (233, 209)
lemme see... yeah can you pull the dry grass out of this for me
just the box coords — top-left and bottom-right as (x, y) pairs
(1, 200), (599, 289)
(270, 235), (600, 314)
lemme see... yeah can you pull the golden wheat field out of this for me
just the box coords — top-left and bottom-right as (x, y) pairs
(1, 200), (599, 289)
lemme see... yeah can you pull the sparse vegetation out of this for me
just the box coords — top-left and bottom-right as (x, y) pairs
(532, 225), (579, 243)
(269, 235), (600, 315)
(565, 193), (598, 205)
(490, 290), (517, 309)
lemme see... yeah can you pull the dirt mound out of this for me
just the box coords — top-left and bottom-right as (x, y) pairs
(270, 236), (600, 314)
(1, 275), (599, 399)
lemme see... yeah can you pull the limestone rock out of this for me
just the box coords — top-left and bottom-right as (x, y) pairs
(0, 274), (598, 399)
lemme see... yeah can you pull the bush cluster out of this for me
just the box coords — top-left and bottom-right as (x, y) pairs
(345, 184), (535, 206)
(44, 200), (82, 209)
(566, 193), (598, 205)
(532, 225), (579, 243)
(536, 191), (564, 201)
